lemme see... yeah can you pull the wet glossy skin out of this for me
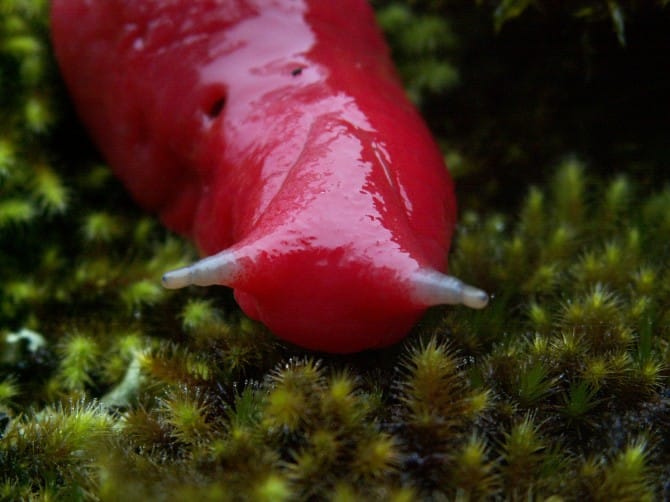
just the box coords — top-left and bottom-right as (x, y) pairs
(51, 0), (458, 352)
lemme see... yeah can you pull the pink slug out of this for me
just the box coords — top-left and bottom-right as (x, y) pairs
(51, 0), (488, 353)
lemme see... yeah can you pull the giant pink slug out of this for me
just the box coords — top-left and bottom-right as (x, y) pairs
(50, 0), (488, 353)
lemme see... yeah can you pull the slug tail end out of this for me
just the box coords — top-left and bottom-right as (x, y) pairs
(162, 250), (239, 289)
(411, 269), (489, 309)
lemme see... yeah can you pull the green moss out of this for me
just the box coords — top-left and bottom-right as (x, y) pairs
(376, 3), (460, 103)
(57, 332), (101, 391)
(0, 400), (113, 497)
(582, 438), (655, 501)
(1, 0), (670, 499)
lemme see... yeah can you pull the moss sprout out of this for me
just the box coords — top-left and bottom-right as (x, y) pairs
(23, 93), (53, 132)
(400, 338), (489, 432)
(376, 3), (460, 103)
(253, 474), (292, 502)
(352, 433), (399, 480)
(158, 385), (215, 445)
(560, 380), (600, 423)
(0, 400), (112, 496)
(0, 197), (36, 226)
(515, 362), (554, 408)
(581, 438), (654, 501)
(498, 415), (550, 494)
(180, 298), (221, 332)
(57, 332), (101, 391)
(120, 279), (166, 311)
(450, 433), (500, 498)
(81, 212), (125, 243)
(0, 377), (19, 406)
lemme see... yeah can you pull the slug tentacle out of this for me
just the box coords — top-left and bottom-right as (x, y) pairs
(411, 269), (489, 309)
(162, 250), (239, 289)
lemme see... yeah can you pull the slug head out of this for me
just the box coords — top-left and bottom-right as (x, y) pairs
(163, 242), (486, 353)
(232, 246), (425, 352)
(163, 117), (487, 353)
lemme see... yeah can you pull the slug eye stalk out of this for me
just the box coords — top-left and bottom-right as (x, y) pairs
(410, 269), (489, 310)
(162, 250), (239, 289)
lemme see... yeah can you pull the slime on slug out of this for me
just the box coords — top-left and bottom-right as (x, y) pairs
(51, 0), (488, 352)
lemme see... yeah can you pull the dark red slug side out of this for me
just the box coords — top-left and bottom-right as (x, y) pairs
(51, 0), (488, 353)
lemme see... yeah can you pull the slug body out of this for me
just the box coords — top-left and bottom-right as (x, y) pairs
(51, 0), (487, 352)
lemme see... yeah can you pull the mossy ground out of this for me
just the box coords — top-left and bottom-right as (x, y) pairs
(1, 1), (670, 500)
